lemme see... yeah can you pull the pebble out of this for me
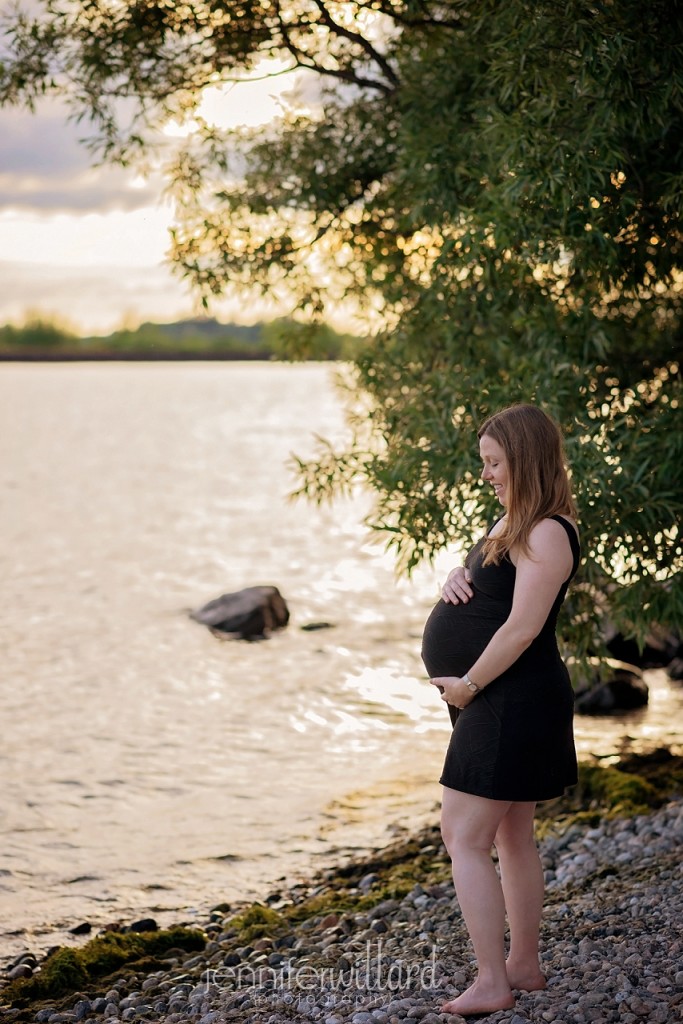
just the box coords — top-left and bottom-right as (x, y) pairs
(3, 799), (683, 1023)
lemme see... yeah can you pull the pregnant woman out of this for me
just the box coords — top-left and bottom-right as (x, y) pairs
(421, 403), (580, 1017)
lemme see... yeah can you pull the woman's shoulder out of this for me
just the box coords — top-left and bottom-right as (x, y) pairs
(525, 517), (580, 563)
(547, 514), (579, 539)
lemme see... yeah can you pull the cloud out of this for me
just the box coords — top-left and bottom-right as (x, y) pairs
(0, 57), (325, 216)
(0, 258), (197, 332)
(0, 62), (320, 332)
(0, 177), (159, 212)
(0, 100), (161, 213)
(0, 258), (282, 334)
(0, 204), (173, 267)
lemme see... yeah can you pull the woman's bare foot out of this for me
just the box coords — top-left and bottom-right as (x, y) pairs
(440, 978), (515, 1016)
(505, 961), (546, 992)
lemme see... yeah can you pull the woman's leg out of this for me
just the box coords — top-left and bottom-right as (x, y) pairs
(494, 801), (546, 991)
(439, 787), (516, 1015)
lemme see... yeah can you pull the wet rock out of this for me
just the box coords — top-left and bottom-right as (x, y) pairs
(68, 922), (91, 935)
(667, 656), (683, 680)
(575, 667), (648, 713)
(12, 952), (38, 968)
(8, 962), (33, 980)
(126, 917), (158, 933)
(191, 586), (290, 640)
(71, 995), (89, 1019)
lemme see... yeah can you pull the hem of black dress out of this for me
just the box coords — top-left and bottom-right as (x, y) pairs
(439, 777), (578, 802)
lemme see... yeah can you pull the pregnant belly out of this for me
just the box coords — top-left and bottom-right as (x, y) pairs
(421, 600), (501, 678)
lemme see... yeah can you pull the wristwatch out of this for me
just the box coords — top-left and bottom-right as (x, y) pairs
(462, 672), (481, 695)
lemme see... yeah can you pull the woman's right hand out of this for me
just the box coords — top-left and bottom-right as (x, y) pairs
(441, 565), (474, 604)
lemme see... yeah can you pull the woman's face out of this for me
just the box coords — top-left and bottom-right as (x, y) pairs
(479, 433), (509, 507)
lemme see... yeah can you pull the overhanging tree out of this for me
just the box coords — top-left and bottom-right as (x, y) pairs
(2, 0), (681, 668)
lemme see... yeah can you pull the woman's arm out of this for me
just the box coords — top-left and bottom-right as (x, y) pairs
(431, 519), (575, 709)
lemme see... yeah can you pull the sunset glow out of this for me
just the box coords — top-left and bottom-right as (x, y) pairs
(0, 60), (306, 333)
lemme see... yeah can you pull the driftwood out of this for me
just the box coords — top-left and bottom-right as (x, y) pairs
(191, 586), (290, 640)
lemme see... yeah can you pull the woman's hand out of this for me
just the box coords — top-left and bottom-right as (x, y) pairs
(441, 566), (474, 604)
(430, 676), (475, 710)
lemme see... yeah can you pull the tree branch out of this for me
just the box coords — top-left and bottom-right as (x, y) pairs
(311, 0), (400, 88)
(274, 4), (396, 95)
(354, 0), (464, 30)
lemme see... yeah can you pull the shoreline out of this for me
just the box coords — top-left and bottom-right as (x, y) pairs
(0, 351), (278, 362)
(3, 749), (683, 1023)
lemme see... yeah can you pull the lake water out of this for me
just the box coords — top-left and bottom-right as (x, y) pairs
(1, 362), (682, 965)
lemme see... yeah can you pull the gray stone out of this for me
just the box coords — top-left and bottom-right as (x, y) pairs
(579, 990), (606, 1006)
(191, 586), (290, 640)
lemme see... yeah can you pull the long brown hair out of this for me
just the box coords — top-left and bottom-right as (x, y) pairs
(478, 404), (577, 565)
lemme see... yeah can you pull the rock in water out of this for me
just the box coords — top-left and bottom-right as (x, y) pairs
(605, 625), (681, 669)
(575, 666), (649, 714)
(191, 586), (290, 640)
(667, 656), (683, 680)
(126, 918), (158, 933)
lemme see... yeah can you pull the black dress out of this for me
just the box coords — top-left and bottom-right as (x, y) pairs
(421, 515), (580, 802)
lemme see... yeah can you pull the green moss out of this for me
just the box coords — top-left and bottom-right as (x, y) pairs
(617, 747), (683, 794)
(24, 948), (89, 997)
(535, 752), (682, 837)
(357, 851), (450, 906)
(228, 904), (286, 942)
(4, 927), (205, 1007)
(217, 836), (451, 946)
(577, 763), (658, 813)
(260, 843), (450, 935)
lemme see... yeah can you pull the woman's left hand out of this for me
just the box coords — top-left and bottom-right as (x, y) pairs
(430, 676), (475, 710)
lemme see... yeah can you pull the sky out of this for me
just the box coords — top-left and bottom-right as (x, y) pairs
(0, 66), (302, 336)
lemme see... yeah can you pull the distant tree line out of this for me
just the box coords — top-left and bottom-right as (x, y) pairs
(0, 316), (362, 361)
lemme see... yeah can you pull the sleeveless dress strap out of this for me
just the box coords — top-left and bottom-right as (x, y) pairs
(485, 515), (580, 577)
(549, 514), (581, 577)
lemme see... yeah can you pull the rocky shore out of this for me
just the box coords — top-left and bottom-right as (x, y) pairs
(3, 753), (683, 1024)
